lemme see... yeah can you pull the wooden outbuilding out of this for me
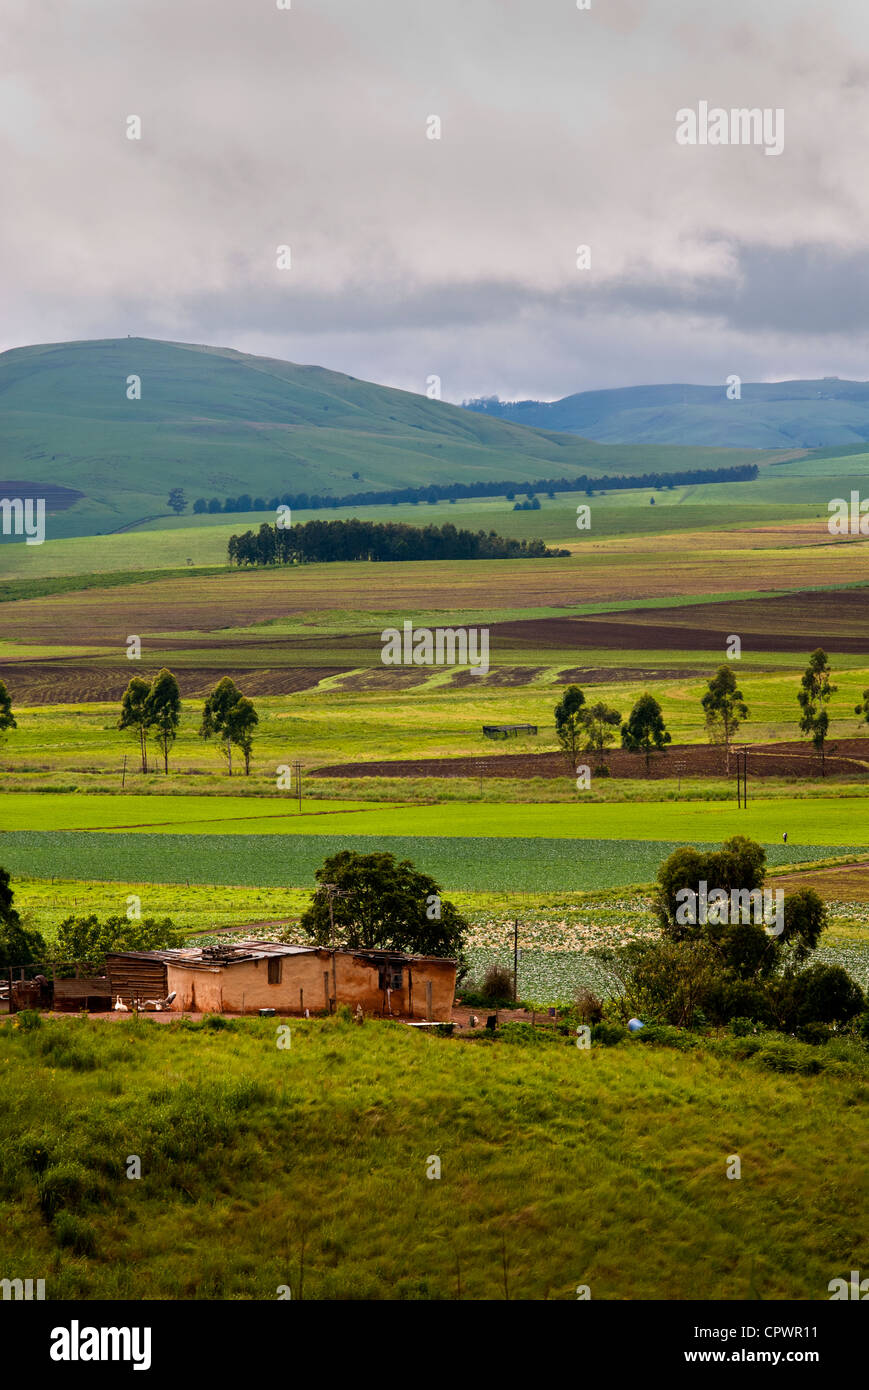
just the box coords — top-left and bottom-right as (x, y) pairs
(482, 724), (538, 739)
(105, 941), (457, 1019)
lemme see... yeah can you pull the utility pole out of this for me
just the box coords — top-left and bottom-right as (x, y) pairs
(736, 748), (749, 807)
(743, 748), (749, 807)
(121, 754), (127, 789)
(321, 882), (350, 1007)
(293, 760), (302, 813)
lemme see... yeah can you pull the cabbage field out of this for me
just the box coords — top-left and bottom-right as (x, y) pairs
(1, 829), (862, 893)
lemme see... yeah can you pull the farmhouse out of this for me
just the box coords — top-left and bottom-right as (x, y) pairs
(105, 940), (457, 1019)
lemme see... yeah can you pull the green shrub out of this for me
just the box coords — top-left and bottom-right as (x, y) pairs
(729, 1017), (757, 1037)
(723, 1034), (764, 1059)
(17, 1133), (52, 1174)
(202, 1013), (233, 1031)
(38, 1161), (95, 1217)
(632, 1023), (699, 1050)
(591, 1021), (627, 1047)
(480, 963), (514, 1004)
(628, 940), (719, 1027)
(706, 978), (771, 1026)
(497, 1021), (560, 1047)
(14, 1009), (41, 1032)
(756, 1040), (823, 1076)
(797, 1022), (832, 1046)
(53, 1211), (97, 1256)
(791, 965), (864, 1027)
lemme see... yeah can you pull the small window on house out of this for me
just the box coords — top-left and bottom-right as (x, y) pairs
(267, 958), (282, 985)
(378, 965), (403, 991)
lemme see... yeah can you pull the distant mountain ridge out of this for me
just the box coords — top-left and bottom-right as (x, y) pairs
(462, 379), (869, 449)
(0, 338), (776, 538)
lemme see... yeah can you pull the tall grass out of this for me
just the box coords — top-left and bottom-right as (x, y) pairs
(0, 1015), (865, 1300)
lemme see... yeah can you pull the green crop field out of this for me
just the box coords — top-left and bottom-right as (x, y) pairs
(3, 790), (869, 845)
(0, 829), (861, 893)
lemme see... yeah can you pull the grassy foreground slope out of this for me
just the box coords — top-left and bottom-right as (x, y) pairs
(1, 1015), (864, 1301)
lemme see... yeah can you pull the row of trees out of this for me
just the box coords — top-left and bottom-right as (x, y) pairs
(227, 518), (568, 566)
(556, 650), (868, 775)
(555, 683), (672, 773)
(193, 462), (759, 517)
(119, 672), (258, 775)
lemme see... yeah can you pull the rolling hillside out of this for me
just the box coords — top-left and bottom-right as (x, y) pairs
(464, 379), (869, 448)
(0, 338), (776, 538)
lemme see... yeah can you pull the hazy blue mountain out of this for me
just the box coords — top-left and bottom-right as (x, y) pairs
(463, 379), (869, 448)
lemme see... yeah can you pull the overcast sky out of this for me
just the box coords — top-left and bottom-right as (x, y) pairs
(3, 0), (869, 401)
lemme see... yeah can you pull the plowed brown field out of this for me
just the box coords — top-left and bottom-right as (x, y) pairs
(491, 587), (869, 654)
(310, 738), (869, 781)
(0, 663), (340, 704)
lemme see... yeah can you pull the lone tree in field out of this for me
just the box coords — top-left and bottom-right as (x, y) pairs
(621, 693), (671, 774)
(855, 688), (869, 728)
(797, 648), (837, 776)
(578, 701), (622, 769)
(0, 679), (16, 746)
(225, 695), (258, 776)
(702, 664), (749, 773)
(118, 675), (153, 773)
(298, 849), (467, 968)
(0, 866), (46, 969)
(554, 683), (587, 771)
(144, 668), (181, 775)
(167, 487), (186, 515)
(555, 683), (585, 730)
(200, 677), (258, 776)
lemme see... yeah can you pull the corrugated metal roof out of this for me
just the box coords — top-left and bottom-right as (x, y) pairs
(106, 941), (316, 969)
(106, 941), (457, 969)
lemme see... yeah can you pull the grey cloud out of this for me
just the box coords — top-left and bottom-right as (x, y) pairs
(3, 0), (869, 399)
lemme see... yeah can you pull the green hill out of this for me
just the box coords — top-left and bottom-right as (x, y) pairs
(464, 378), (869, 448)
(0, 338), (776, 538)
